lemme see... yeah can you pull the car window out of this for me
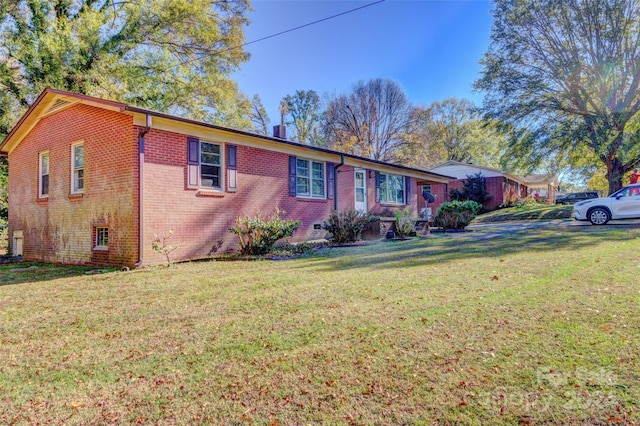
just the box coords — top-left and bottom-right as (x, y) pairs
(613, 188), (636, 197)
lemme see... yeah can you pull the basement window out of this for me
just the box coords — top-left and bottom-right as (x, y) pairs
(95, 227), (108, 250)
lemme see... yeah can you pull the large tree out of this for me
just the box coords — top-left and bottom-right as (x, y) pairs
(0, 0), (252, 134)
(399, 99), (506, 170)
(476, 0), (640, 194)
(322, 78), (413, 162)
(282, 89), (322, 145)
(249, 94), (270, 136)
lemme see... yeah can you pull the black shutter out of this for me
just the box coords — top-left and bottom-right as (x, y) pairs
(375, 171), (381, 203)
(187, 137), (199, 188)
(289, 156), (297, 196)
(405, 176), (411, 205)
(227, 144), (237, 192)
(327, 162), (335, 199)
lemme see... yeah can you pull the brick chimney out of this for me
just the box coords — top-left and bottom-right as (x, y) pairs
(273, 125), (286, 139)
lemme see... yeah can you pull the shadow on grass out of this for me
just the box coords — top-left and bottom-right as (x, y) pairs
(0, 262), (117, 287)
(474, 204), (573, 223)
(296, 224), (640, 272)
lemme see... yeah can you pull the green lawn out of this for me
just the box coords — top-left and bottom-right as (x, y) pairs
(474, 203), (573, 223)
(1, 226), (639, 424)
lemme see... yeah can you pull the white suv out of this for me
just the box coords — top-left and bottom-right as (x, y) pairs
(574, 184), (640, 225)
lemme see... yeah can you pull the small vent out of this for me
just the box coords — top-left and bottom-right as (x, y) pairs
(46, 99), (72, 114)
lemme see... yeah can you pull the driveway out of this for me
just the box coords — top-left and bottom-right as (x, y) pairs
(462, 218), (640, 239)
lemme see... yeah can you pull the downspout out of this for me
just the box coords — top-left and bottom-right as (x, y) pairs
(334, 154), (345, 211)
(135, 114), (151, 267)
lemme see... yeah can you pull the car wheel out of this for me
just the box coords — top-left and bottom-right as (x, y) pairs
(588, 208), (610, 225)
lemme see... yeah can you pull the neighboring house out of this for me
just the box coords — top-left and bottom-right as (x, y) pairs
(521, 173), (558, 204)
(0, 88), (451, 267)
(424, 161), (556, 212)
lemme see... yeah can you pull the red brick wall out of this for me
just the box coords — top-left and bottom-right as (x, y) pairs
(485, 176), (505, 210)
(141, 128), (346, 264)
(417, 182), (449, 217)
(8, 104), (137, 267)
(425, 176), (506, 213)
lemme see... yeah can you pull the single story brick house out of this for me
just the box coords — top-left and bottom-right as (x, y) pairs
(0, 88), (451, 267)
(422, 161), (556, 212)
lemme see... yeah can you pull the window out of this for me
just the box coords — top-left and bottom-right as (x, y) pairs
(200, 141), (221, 189)
(296, 158), (325, 198)
(39, 152), (49, 198)
(187, 138), (223, 190)
(95, 227), (108, 249)
(71, 143), (84, 193)
(380, 173), (405, 204)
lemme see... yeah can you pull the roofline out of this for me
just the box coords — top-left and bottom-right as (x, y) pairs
(430, 160), (528, 184)
(0, 87), (127, 152)
(124, 104), (454, 180)
(1, 87), (453, 181)
(0, 89), (50, 152)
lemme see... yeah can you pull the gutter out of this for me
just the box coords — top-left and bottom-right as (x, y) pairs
(123, 105), (451, 183)
(135, 114), (152, 267)
(334, 154), (345, 211)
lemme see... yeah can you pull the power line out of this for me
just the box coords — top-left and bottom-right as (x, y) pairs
(242, 0), (386, 49)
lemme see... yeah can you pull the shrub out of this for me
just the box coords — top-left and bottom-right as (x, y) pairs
(499, 190), (522, 208)
(450, 172), (492, 208)
(434, 200), (482, 230)
(394, 207), (416, 239)
(230, 206), (301, 256)
(322, 210), (371, 244)
(271, 241), (329, 256)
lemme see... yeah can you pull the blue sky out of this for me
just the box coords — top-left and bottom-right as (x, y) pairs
(233, 0), (494, 124)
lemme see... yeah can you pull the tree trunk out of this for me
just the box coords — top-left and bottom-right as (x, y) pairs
(606, 158), (625, 195)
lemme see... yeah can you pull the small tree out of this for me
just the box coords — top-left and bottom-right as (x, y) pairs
(450, 173), (492, 208)
(151, 230), (180, 267)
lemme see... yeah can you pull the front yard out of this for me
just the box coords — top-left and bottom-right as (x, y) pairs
(1, 225), (639, 424)
(474, 203), (574, 223)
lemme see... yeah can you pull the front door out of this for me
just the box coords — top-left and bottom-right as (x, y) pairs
(355, 169), (367, 212)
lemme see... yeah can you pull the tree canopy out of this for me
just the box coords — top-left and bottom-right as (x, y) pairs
(282, 90), (322, 145)
(249, 94), (270, 136)
(0, 0), (252, 134)
(398, 99), (506, 170)
(322, 78), (412, 162)
(476, 0), (640, 194)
